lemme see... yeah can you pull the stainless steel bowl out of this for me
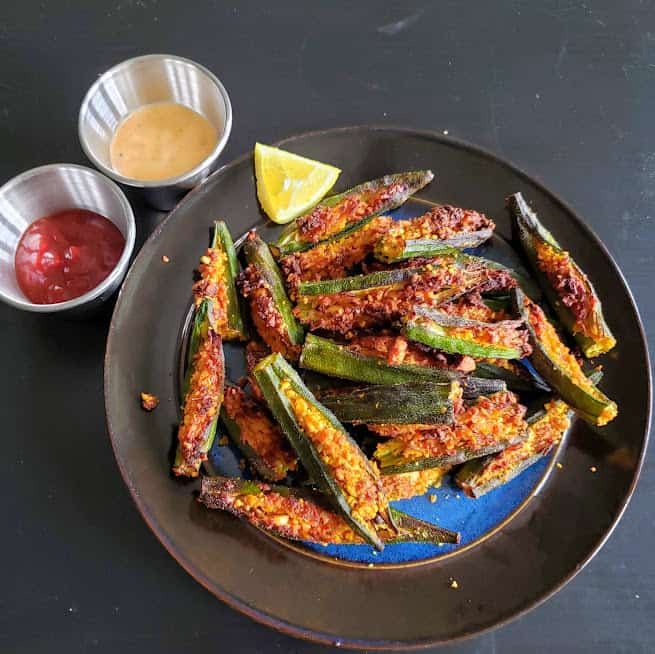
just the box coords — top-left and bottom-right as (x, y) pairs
(78, 54), (232, 210)
(0, 163), (136, 315)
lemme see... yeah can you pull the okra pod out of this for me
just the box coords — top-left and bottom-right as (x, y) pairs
(300, 334), (505, 399)
(253, 353), (395, 550)
(512, 288), (617, 426)
(193, 220), (248, 340)
(274, 170), (434, 255)
(509, 192), (615, 357)
(173, 299), (225, 477)
(239, 231), (305, 360)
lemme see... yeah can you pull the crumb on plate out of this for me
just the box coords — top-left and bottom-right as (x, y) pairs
(140, 392), (159, 411)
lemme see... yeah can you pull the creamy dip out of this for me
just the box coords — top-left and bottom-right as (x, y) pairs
(110, 102), (218, 181)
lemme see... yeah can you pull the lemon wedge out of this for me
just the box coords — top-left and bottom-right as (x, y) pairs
(254, 143), (341, 224)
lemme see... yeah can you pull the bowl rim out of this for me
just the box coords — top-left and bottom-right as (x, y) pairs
(78, 53), (233, 189)
(0, 162), (136, 313)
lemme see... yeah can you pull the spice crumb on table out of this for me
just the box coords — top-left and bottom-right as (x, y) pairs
(140, 392), (159, 411)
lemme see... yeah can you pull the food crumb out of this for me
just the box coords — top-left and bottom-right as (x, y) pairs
(450, 579), (458, 589)
(590, 466), (597, 473)
(162, 255), (170, 263)
(635, 594), (640, 599)
(140, 392), (159, 411)
(556, 462), (563, 469)
(429, 494), (437, 503)
(443, 129), (449, 135)
(218, 436), (229, 446)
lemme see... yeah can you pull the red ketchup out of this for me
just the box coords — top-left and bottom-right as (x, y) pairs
(14, 209), (125, 304)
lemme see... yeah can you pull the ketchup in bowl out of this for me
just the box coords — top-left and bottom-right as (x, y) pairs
(14, 209), (125, 305)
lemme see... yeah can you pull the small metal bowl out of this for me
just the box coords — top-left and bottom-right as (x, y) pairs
(78, 54), (233, 210)
(0, 163), (136, 315)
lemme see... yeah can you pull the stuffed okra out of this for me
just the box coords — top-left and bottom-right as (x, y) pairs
(280, 215), (392, 295)
(253, 352), (395, 550)
(193, 220), (248, 341)
(509, 192), (615, 357)
(300, 334), (506, 399)
(512, 288), (617, 426)
(173, 299), (225, 477)
(456, 398), (570, 498)
(374, 204), (495, 263)
(274, 170), (434, 255)
(313, 380), (458, 425)
(295, 260), (516, 334)
(381, 467), (450, 501)
(199, 476), (459, 545)
(372, 390), (527, 474)
(402, 305), (532, 360)
(221, 385), (298, 481)
(239, 231), (305, 361)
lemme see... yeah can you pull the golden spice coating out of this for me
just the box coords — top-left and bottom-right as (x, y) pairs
(459, 400), (571, 497)
(346, 333), (476, 372)
(173, 330), (224, 477)
(193, 248), (240, 340)
(295, 263), (515, 334)
(376, 205), (494, 261)
(200, 478), (365, 545)
(409, 312), (532, 358)
(381, 467), (449, 501)
(534, 241), (611, 347)
(297, 179), (415, 244)
(238, 265), (301, 361)
(373, 390), (526, 463)
(442, 292), (510, 322)
(279, 378), (388, 525)
(223, 386), (298, 481)
(526, 298), (618, 425)
(281, 216), (392, 295)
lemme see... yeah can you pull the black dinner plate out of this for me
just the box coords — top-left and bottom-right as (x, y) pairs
(104, 126), (651, 648)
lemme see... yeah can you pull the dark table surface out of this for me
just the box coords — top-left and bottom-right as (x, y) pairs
(1, 1), (653, 652)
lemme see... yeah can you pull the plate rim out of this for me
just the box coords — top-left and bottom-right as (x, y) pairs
(104, 124), (652, 649)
